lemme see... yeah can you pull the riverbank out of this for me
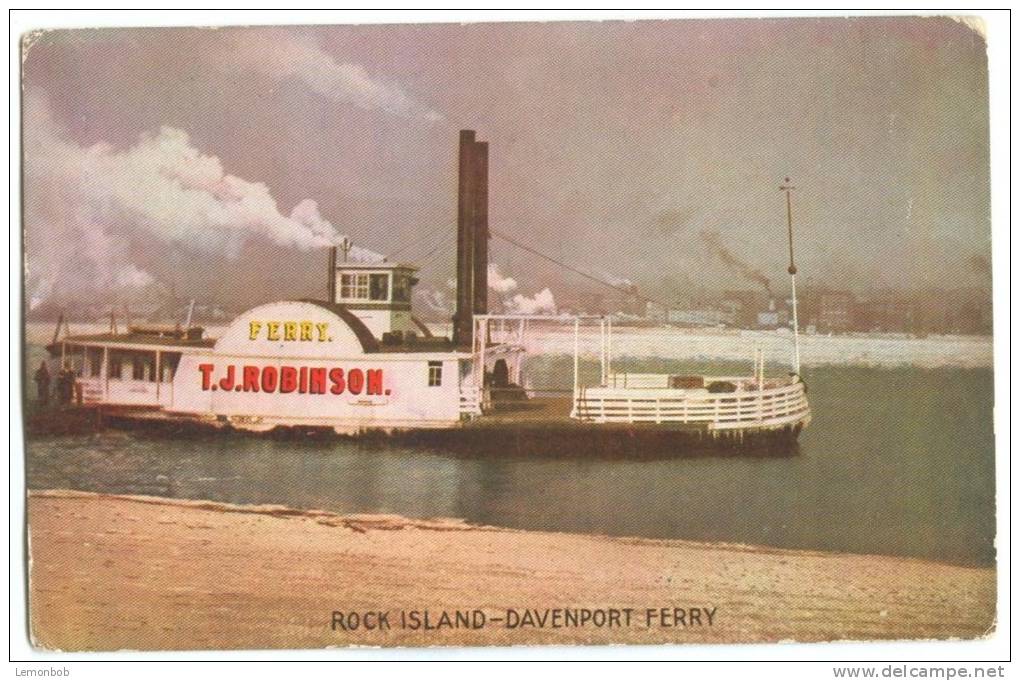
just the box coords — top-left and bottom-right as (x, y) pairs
(27, 490), (995, 651)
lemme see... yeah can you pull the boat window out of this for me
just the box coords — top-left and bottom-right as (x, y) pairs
(428, 361), (443, 387)
(87, 348), (103, 377)
(125, 353), (155, 382)
(369, 273), (389, 301)
(131, 354), (145, 381)
(108, 352), (123, 380)
(340, 273), (370, 300)
(392, 274), (411, 302)
(161, 353), (180, 382)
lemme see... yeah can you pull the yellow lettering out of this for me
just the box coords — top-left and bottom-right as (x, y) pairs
(283, 322), (297, 341)
(315, 322), (329, 342)
(267, 322), (281, 341)
(249, 321), (262, 340)
(300, 321), (313, 341)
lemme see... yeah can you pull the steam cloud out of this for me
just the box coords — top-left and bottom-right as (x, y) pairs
(438, 263), (556, 315)
(24, 92), (377, 309)
(444, 264), (520, 295)
(698, 230), (772, 294)
(506, 288), (557, 315)
(228, 32), (443, 122)
(482, 264), (558, 314)
(487, 263), (519, 294)
(601, 271), (634, 289)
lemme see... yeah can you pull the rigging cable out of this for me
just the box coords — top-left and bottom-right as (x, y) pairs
(489, 227), (792, 349)
(489, 228), (673, 310)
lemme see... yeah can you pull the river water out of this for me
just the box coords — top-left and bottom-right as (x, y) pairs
(23, 349), (996, 567)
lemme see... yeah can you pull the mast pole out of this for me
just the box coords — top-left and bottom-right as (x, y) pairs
(600, 317), (606, 385)
(573, 317), (580, 397)
(607, 315), (613, 382)
(780, 177), (801, 375)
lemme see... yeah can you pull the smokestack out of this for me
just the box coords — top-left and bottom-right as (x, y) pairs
(327, 245), (337, 302)
(454, 130), (486, 346)
(472, 141), (489, 317)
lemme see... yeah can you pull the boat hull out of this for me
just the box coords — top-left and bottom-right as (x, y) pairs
(26, 403), (806, 458)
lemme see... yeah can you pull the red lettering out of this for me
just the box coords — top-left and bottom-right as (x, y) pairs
(280, 366), (297, 393)
(348, 368), (364, 395)
(243, 365), (260, 392)
(198, 363), (215, 390)
(329, 368), (345, 395)
(309, 368), (327, 394)
(218, 365), (235, 391)
(261, 366), (279, 393)
(206, 365), (384, 397)
(366, 369), (384, 395)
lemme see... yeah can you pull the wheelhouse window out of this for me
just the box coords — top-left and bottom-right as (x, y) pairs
(392, 274), (412, 302)
(369, 273), (389, 301)
(340, 271), (395, 302)
(428, 361), (443, 387)
(340, 273), (370, 300)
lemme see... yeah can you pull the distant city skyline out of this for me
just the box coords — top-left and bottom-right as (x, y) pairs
(22, 18), (991, 315)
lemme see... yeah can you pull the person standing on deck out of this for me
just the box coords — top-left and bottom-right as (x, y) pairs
(34, 361), (51, 405)
(56, 364), (74, 405)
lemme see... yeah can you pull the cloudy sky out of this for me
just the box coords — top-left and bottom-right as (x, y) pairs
(21, 17), (990, 314)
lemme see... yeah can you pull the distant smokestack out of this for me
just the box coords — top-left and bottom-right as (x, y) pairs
(453, 130), (489, 346)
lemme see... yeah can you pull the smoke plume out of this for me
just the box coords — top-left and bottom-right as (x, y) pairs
(227, 31), (443, 123)
(647, 207), (698, 238)
(698, 230), (772, 294)
(23, 92), (376, 309)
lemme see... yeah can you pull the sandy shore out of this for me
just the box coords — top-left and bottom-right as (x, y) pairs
(27, 489), (995, 651)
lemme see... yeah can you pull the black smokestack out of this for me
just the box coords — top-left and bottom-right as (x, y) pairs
(472, 140), (489, 317)
(453, 130), (489, 346)
(453, 130), (477, 346)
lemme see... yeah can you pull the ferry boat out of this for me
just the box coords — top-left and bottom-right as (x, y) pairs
(42, 130), (810, 452)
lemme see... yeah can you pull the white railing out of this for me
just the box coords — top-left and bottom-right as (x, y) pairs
(607, 373), (671, 389)
(77, 377), (173, 408)
(459, 385), (482, 417)
(573, 377), (810, 431)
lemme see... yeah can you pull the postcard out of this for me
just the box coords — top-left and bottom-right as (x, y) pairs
(19, 16), (997, 652)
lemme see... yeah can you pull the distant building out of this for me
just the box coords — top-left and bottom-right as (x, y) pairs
(912, 287), (992, 335)
(609, 283), (646, 317)
(818, 292), (854, 332)
(721, 289), (768, 328)
(756, 298), (790, 329)
(854, 298), (917, 333)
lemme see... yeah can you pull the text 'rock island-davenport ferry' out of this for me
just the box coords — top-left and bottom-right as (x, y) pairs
(46, 131), (810, 454)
